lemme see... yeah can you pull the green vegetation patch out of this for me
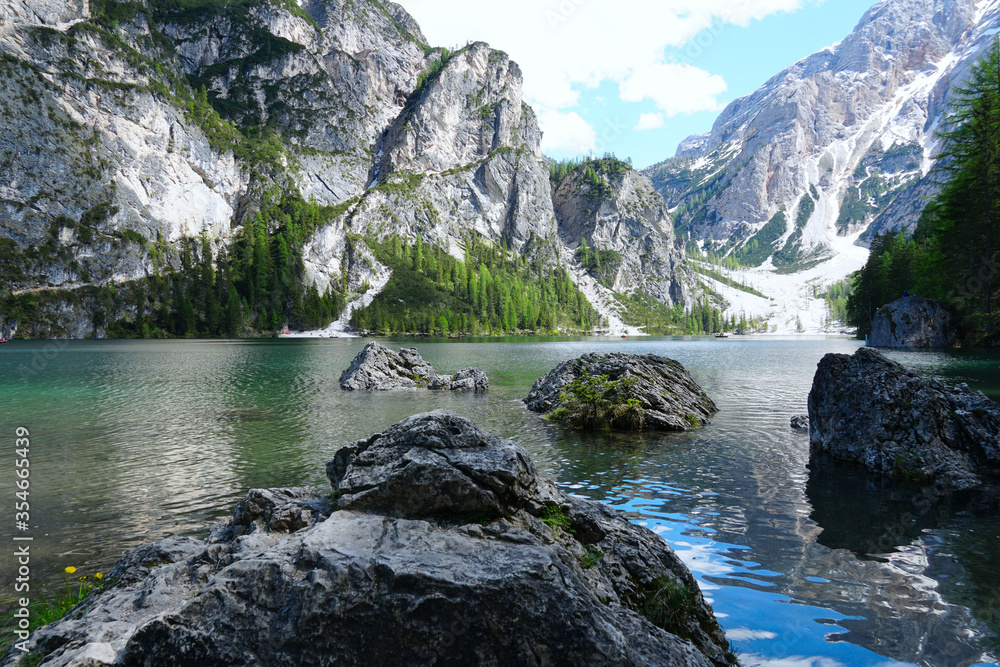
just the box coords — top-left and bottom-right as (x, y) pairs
(549, 374), (646, 431)
(690, 263), (766, 298)
(550, 154), (633, 204)
(622, 577), (705, 644)
(576, 239), (622, 289)
(817, 279), (851, 326)
(734, 210), (787, 267)
(773, 193), (816, 271)
(2, 191), (348, 340)
(579, 546), (604, 569)
(0, 567), (105, 656)
(613, 291), (733, 335)
(539, 506), (571, 530)
(352, 235), (601, 336)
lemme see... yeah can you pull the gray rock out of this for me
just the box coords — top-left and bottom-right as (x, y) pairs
(808, 348), (1000, 490)
(791, 415), (810, 431)
(428, 367), (490, 392)
(525, 353), (718, 431)
(211, 487), (333, 542)
(339, 342), (488, 391)
(327, 411), (539, 520)
(4, 412), (736, 667)
(868, 296), (959, 348)
(552, 165), (694, 307)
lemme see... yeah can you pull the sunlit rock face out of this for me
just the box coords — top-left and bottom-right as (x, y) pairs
(0, 0), (697, 337)
(646, 0), (1000, 268)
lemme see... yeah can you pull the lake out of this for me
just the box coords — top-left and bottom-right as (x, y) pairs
(1, 336), (999, 665)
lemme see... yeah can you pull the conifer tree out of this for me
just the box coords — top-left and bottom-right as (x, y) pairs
(928, 39), (1000, 331)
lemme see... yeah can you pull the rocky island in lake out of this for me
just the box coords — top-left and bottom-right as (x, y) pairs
(525, 353), (718, 431)
(3, 412), (736, 667)
(808, 348), (1000, 490)
(340, 342), (488, 392)
(867, 296), (959, 349)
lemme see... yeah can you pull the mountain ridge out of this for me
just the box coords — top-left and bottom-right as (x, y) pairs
(0, 0), (701, 338)
(642, 0), (1000, 332)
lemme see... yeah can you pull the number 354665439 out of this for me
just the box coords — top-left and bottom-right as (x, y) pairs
(15, 428), (30, 505)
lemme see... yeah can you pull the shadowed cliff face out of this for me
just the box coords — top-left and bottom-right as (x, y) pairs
(645, 0), (999, 268)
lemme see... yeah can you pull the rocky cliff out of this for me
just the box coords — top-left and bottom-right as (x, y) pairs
(552, 159), (694, 308)
(644, 0), (1000, 303)
(0, 0), (695, 338)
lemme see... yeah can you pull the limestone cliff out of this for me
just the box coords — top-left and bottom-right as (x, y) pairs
(552, 159), (694, 307)
(0, 0), (695, 338)
(645, 0), (1000, 271)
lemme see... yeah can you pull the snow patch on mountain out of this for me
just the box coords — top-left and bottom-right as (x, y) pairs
(706, 235), (869, 335)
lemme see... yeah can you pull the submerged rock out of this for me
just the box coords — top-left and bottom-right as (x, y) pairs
(5, 412), (736, 667)
(808, 348), (1000, 490)
(339, 342), (488, 391)
(868, 296), (958, 348)
(790, 415), (810, 432)
(525, 353), (718, 431)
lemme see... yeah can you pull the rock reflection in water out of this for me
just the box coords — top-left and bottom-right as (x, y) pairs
(548, 416), (996, 665)
(806, 455), (1000, 664)
(806, 454), (953, 558)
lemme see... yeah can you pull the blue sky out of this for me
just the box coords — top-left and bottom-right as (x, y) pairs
(400, 0), (879, 168)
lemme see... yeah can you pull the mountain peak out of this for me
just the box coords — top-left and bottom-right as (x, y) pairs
(643, 0), (999, 333)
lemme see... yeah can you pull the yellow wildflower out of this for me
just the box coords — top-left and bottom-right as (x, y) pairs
(95, 573), (103, 580)
(64, 566), (77, 574)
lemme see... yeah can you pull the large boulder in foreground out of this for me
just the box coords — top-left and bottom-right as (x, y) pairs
(868, 296), (958, 348)
(340, 342), (488, 391)
(808, 348), (1000, 490)
(525, 353), (718, 431)
(6, 412), (735, 667)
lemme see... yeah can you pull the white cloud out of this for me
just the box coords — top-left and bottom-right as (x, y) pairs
(735, 658), (846, 667)
(635, 112), (665, 130)
(398, 0), (813, 157)
(620, 63), (728, 116)
(399, 0), (806, 108)
(538, 109), (597, 154)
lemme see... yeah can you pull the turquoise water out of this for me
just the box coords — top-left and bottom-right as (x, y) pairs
(1, 336), (998, 665)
